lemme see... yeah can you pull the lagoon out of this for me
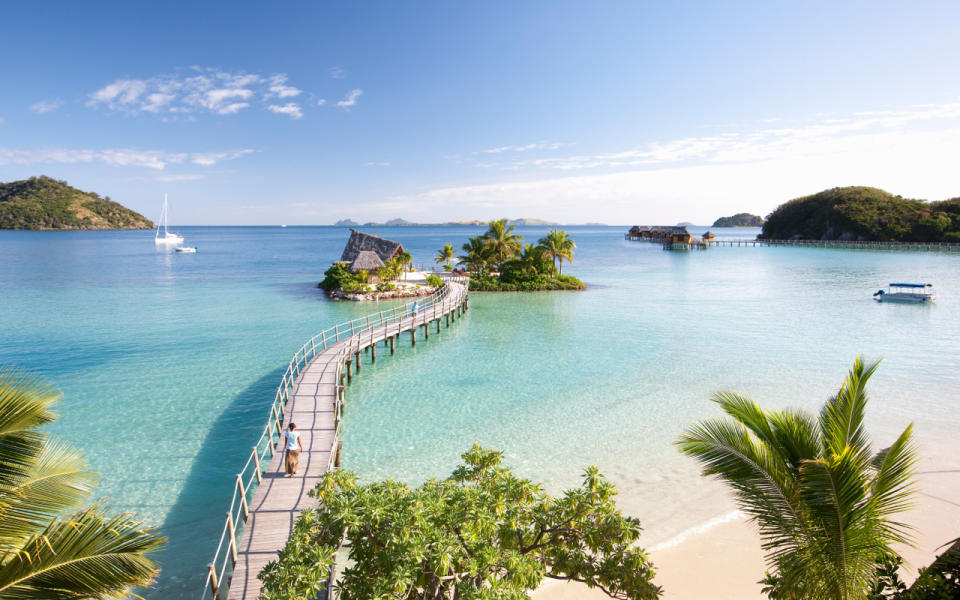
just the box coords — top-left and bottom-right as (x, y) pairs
(1, 225), (958, 598)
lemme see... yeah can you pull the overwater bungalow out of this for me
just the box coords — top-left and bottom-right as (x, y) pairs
(703, 231), (715, 242)
(670, 226), (691, 245)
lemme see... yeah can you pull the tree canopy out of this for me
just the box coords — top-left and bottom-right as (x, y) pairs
(0, 176), (154, 230)
(259, 445), (661, 600)
(760, 187), (960, 242)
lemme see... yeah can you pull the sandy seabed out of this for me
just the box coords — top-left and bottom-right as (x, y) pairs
(534, 471), (960, 599)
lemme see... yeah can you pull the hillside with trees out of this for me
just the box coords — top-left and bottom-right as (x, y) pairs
(760, 186), (960, 242)
(0, 176), (154, 230)
(712, 213), (763, 227)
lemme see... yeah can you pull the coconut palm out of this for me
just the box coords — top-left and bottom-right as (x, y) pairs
(538, 229), (576, 275)
(434, 243), (455, 267)
(677, 358), (917, 600)
(518, 243), (549, 275)
(482, 219), (523, 272)
(457, 237), (490, 274)
(0, 368), (165, 599)
(396, 250), (413, 278)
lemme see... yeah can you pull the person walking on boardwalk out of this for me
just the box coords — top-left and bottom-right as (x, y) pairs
(284, 422), (303, 477)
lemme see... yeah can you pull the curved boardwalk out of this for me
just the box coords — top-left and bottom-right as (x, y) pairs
(209, 281), (469, 600)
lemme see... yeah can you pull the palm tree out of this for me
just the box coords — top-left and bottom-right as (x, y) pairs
(434, 243), (455, 267)
(482, 219), (523, 272)
(677, 358), (917, 600)
(537, 229), (576, 275)
(457, 237), (490, 274)
(395, 251), (413, 280)
(0, 368), (165, 599)
(519, 243), (547, 275)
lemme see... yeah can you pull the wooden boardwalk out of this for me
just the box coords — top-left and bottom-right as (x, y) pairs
(214, 281), (469, 600)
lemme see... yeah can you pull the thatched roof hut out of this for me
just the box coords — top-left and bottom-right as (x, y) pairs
(670, 226), (691, 244)
(349, 250), (385, 274)
(628, 225), (649, 236)
(339, 229), (404, 263)
(703, 231), (715, 241)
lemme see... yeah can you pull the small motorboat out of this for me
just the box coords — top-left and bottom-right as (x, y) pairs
(873, 283), (935, 303)
(175, 246), (197, 253)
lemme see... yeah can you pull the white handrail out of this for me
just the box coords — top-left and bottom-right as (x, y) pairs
(200, 280), (468, 600)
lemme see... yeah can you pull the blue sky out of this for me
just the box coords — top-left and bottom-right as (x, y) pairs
(2, 1), (959, 225)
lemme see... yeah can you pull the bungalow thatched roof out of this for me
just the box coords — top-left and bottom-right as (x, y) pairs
(339, 229), (404, 263)
(349, 250), (385, 273)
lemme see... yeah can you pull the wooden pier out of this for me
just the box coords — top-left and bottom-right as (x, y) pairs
(708, 238), (960, 251)
(202, 279), (469, 600)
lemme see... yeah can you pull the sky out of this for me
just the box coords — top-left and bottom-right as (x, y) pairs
(2, 1), (960, 225)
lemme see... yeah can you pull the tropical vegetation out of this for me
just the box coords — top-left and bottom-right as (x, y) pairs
(0, 176), (154, 230)
(434, 243), (455, 269)
(713, 212), (764, 227)
(259, 444), (661, 600)
(678, 358), (918, 600)
(0, 368), (165, 598)
(760, 186), (960, 242)
(454, 220), (585, 291)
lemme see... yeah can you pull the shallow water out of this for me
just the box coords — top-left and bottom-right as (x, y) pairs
(1, 226), (958, 598)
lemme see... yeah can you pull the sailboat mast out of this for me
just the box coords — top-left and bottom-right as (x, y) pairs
(163, 194), (169, 236)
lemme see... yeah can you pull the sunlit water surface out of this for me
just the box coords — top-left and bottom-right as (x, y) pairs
(1, 226), (958, 597)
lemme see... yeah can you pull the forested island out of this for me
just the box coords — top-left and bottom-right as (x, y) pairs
(0, 176), (153, 230)
(713, 213), (763, 227)
(760, 186), (960, 242)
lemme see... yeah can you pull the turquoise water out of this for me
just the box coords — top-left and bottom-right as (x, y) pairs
(1, 226), (959, 597)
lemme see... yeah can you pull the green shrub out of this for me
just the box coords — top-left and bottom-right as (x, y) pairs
(320, 263), (358, 292)
(376, 282), (396, 292)
(425, 274), (443, 288)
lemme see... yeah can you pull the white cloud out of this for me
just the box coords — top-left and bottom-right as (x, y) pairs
(0, 146), (253, 170)
(317, 98), (326, 106)
(266, 103), (303, 119)
(266, 75), (302, 99)
(482, 142), (563, 154)
(336, 89), (363, 109)
(30, 100), (63, 114)
(366, 161), (390, 167)
(328, 66), (346, 79)
(154, 173), (205, 182)
(86, 69), (308, 117)
(385, 100), (960, 224)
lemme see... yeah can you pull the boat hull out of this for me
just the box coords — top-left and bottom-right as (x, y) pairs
(874, 294), (934, 303)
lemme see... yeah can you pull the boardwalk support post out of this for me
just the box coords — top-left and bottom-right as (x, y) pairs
(236, 474), (249, 521)
(226, 513), (238, 565)
(371, 342), (376, 362)
(252, 447), (262, 483)
(207, 563), (220, 599)
(390, 336), (395, 354)
(411, 328), (416, 346)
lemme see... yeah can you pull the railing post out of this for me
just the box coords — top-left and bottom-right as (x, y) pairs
(351, 321), (355, 336)
(207, 563), (220, 599)
(322, 330), (327, 348)
(335, 323), (340, 340)
(311, 338), (316, 357)
(236, 474), (250, 521)
(272, 405), (282, 444)
(252, 446), (262, 483)
(226, 512), (239, 565)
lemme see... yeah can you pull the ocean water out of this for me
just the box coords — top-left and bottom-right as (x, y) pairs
(1, 226), (958, 598)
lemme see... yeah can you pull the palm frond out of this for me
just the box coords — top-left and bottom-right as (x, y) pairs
(819, 357), (879, 460)
(0, 506), (165, 600)
(0, 369), (60, 486)
(0, 438), (99, 558)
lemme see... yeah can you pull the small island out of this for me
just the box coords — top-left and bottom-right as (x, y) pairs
(760, 186), (960, 242)
(453, 219), (584, 291)
(713, 213), (764, 227)
(0, 176), (153, 230)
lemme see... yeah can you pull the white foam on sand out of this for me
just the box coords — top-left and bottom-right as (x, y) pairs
(647, 510), (746, 552)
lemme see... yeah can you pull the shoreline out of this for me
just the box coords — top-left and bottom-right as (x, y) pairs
(534, 469), (960, 599)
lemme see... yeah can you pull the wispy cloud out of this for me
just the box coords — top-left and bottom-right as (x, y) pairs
(30, 100), (63, 114)
(0, 146), (253, 170)
(87, 68), (309, 117)
(317, 99), (327, 106)
(481, 142), (564, 154)
(266, 74), (302, 99)
(154, 173), (206, 182)
(480, 102), (960, 172)
(336, 89), (363, 109)
(366, 161), (390, 167)
(385, 99), (960, 224)
(328, 66), (346, 79)
(266, 103), (303, 119)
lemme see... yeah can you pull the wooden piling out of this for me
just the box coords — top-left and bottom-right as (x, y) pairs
(355, 352), (361, 373)
(411, 328), (416, 346)
(390, 335), (395, 354)
(371, 343), (376, 362)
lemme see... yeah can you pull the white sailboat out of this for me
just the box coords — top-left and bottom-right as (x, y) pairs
(155, 194), (185, 245)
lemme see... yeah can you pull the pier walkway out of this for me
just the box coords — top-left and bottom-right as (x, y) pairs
(709, 238), (960, 251)
(201, 279), (469, 600)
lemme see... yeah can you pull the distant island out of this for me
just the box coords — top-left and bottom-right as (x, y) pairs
(333, 217), (567, 227)
(760, 186), (960, 242)
(0, 176), (153, 230)
(713, 213), (764, 227)
(676, 221), (696, 227)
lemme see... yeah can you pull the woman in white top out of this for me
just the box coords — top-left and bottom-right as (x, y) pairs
(284, 422), (303, 477)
